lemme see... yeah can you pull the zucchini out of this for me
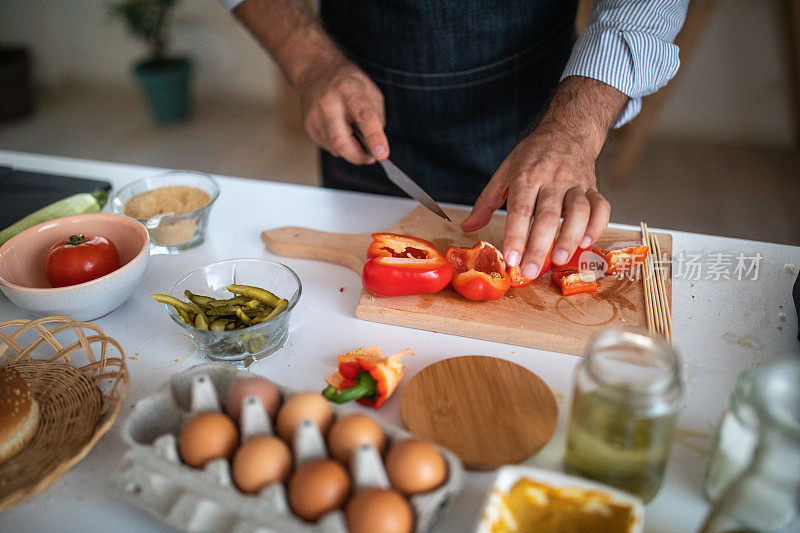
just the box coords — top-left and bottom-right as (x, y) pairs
(0, 189), (108, 246)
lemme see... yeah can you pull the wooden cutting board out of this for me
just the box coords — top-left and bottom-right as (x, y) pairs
(400, 356), (558, 470)
(261, 206), (672, 355)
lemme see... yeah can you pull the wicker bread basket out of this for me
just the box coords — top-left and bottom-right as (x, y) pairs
(0, 316), (129, 511)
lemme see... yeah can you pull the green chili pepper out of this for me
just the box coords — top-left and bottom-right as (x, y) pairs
(205, 305), (262, 317)
(235, 308), (252, 325)
(206, 295), (251, 308)
(227, 284), (282, 307)
(263, 299), (288, 321)
(322, 371), (378, 404)
(177, 308), (193, 324)
(184, 290), (215, 307)
(151, 294), (203, 315)
(209, 318), (229, 332)
(194, 311), (210, 330)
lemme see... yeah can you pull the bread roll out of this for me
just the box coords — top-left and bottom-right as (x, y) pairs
(0, 366), (40, 463)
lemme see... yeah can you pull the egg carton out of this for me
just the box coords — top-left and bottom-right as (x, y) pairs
(111, 363), (464, 533)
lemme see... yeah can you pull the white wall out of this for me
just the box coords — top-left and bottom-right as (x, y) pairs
(656, 0), (795, 146)
(0, 0), (282, 101)
(0, 0), (796, 146)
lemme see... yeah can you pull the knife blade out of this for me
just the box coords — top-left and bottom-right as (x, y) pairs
(352, 126), (452, 222)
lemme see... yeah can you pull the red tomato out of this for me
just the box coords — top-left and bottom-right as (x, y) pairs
(45, 234), (121, 287)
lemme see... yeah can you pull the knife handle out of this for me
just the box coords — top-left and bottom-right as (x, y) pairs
(351, 124), (373, 157)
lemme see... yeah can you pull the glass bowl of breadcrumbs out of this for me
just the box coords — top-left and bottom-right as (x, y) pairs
(111, 171), (220, 254)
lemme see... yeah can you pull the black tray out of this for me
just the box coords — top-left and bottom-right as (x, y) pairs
(0, 167), (112, 228)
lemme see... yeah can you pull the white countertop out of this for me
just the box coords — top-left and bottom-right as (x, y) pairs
(1, 150), (798, 533)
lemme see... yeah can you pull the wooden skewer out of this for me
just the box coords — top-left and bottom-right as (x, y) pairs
(640, 223), (657, 335)
(640, 222), (673, 344)
(650, 231), (673, 344)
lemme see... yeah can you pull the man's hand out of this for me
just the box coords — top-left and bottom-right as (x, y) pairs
(461, 76), (628, 279)
(297, 59), (389, 165)
(233, 0), (388, 164)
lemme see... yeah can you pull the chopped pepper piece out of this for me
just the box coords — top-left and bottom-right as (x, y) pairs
(506, 239), (556, 286)
(322, 346), (411, 409)
(551, 269), (598, 296)
(508, 266), (533, 287)
(362, 233), (453, 297)
(592, 245), (649, 274)
(445, 241), (512, 300)
(550, 246), (594, 272)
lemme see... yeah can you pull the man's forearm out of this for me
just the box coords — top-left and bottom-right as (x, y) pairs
(539, 75), (629, 160)
(233, 0), (346, 93)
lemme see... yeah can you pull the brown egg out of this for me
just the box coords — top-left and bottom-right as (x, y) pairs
(231, 435), (292, 493)
(327, 413), (386, 464)
(385, 439), (446, 495)
(346, 488), (414, 533)
(179, 411), (238, 468)
(288, 459), (350, 521)
(225, 376), (281, 421)
(275, 392), (333, 443)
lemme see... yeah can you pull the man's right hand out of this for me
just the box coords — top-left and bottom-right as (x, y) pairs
(232, 0), (389, 165)
(298, 60), (389, 165)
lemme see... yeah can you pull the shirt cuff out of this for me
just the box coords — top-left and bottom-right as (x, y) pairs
(219, 0), (245, 9)
(561, 5), (685, 127)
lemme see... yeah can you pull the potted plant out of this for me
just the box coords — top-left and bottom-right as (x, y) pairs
(111, 0), (191, 123)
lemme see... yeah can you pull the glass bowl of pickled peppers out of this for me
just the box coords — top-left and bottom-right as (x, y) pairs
(153, 259), (302, 367)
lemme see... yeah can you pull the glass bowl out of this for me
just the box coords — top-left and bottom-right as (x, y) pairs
(163, 259), (302, 368)
(111, 170), (220, 255)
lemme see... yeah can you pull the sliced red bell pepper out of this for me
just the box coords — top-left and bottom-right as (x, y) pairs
(362, 233), (453, 297)
(322, 346), (411, 409)
(445, 241), (512, 301)
(508, 266), (533, 287)
(551, 245), (595, 272)
(506, 239), (555, 286)
(551, 269), (598, 296)
(592, 245), (649, 274)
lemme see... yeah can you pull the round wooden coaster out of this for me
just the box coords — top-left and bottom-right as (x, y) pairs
(400, 356), (558, 470)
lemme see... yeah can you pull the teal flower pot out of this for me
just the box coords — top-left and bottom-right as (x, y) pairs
(134, 57), (192, 123)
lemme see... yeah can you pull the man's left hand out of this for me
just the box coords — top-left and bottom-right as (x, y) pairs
(461, 76), (628, 279)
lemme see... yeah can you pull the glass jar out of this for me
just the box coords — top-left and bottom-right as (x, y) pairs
(564, 327), (683, 502)
(704, 367), (760, 502)
(699, 357), (800, 533)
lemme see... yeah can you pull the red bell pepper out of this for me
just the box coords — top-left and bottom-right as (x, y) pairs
(551, 269), (598, 296)
(362, 233), (453, 297)
(592, 245), (649, 274)
(551, 246), (595, 272)
(506, 239), (555, 286)
(508, 266), (533, 287)
(445, 241), (512, 301)
(322, 346), (411, 409)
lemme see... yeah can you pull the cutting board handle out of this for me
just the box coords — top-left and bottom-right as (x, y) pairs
(261, 226), (372, 273)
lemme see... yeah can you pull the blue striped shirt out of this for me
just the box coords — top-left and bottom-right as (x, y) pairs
(562, 0), (689, 126)
(222, 0), (689, 126)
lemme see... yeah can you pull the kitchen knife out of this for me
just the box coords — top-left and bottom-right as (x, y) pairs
(352, 126), (452, 222)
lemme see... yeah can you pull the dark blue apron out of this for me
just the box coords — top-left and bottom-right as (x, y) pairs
(319, 1), (578, 206)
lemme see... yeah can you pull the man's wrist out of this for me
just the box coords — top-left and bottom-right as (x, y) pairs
(538, 76), (629, 159)
(233, 0), (348, 93)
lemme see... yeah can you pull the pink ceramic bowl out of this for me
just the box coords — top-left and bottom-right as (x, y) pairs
(0, 213), (149, 320)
